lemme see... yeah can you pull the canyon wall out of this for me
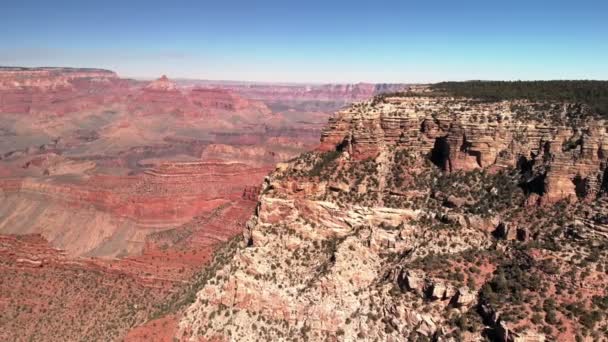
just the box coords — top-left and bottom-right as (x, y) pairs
(0, 161), (271, 257)
(319, 96), (608, 204)
(0, 67), (312, 341)
(174, 92), (608, 342)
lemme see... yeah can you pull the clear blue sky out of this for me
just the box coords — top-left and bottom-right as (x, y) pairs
(1, 0), (607, 83)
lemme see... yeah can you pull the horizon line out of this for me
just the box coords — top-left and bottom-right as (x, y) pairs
(3, 64), (608, 85)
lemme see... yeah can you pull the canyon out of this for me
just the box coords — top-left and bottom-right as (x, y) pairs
(2, 68), (607, 341)
(2, 2), (604, 342)
(164, 85), (607, 341)
(0, 67), (407, 341)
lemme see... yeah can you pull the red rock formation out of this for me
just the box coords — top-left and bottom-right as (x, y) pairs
(0, 234), (172, 341)
(128, 75), (189, 116)
(0, 161), (273, 252)
(0, 68), (325, 260)
(127, 75), (272, 118)
(242, 185), (262, 201)
(0, 69), (273, 118)
(0, 67), (118, 90)
(145, 75), (178, 91)
(0, 67), (128, 115)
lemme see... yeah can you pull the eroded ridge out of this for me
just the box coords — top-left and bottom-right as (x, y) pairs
(175, 92), (608, 341)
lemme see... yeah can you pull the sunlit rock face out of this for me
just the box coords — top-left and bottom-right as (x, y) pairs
(320, 95), (608, 204)
(0, 67), (127, 115)
(2, 67), (417, 341)
(176, 91), (608, 342)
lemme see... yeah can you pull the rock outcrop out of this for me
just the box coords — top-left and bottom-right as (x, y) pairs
(0, 67), (419, 341)
(319, 95), (608, 204)
(172, 90), (608, 342)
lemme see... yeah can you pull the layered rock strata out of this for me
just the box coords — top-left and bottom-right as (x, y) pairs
(320, 96), (608, 204)
(173, 93), (608, 341)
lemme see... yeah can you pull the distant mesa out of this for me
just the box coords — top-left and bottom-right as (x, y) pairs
(0, 66), (118, 90)
(0, 66), (126, 115)
(145, 75), (178, 92)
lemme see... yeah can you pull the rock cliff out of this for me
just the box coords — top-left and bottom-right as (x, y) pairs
(0, 67), (127, 115)
(319, 94), (608, 204)
(0, 67), (416, 341)
(173, 88), (608, 341)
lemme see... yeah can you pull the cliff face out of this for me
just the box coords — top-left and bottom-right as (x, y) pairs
(174, 92), (608, 341)
(320, 96), (608, 204)
(0, 161), (272, 257)
(0, 67), (126, 115)
(0, 67), (118, 90)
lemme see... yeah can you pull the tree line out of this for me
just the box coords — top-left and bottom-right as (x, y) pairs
(431, 80), (608, 116)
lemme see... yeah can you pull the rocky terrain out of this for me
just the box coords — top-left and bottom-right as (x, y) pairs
(158, 85), (608, 341)
(6, 68), (606, 341)
(0, 161), (271, 257)
(0, 67), (409, 341)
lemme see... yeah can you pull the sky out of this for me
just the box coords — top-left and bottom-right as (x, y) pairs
(0, 0), (607, 83)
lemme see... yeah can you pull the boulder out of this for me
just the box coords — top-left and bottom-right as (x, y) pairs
(399, 269), (425, 294)
(455, 286), (476, 307)
(427, 281), (447, 300)
(416, 314), (437, 337)
(444, 195), (467, 208)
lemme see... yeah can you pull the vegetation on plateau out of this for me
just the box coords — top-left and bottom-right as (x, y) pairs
(432, 81), (608, 116)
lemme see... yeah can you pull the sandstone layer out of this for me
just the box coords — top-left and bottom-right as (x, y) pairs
(171, 91), (608, 342)
(319, 95), (608, 204)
